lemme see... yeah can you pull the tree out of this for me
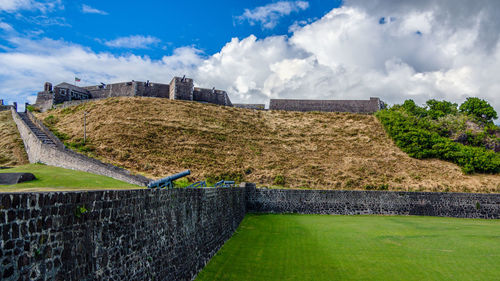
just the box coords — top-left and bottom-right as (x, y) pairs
(425, 99), (458, 119)
(459, 97), (498, 122)
(399, 99), (427, 118)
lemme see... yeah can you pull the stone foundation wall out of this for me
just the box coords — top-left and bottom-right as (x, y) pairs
(246, 186), (500, 219)
(0, 188), (246, 280)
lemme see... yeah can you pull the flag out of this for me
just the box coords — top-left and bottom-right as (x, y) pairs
(75, 77), (81, 82)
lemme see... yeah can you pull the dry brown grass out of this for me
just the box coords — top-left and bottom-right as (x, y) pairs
(38, 97), (500, 193)
(0, 110), (28, 166)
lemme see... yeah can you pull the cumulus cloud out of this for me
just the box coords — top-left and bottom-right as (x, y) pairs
(81, 4), (108, 15)
(236, 1), (310, 29)
(0, 0), (62, 13)
(0, 37), (200, 105)
(103, 35), (161, 49)
(2, 1), (500, 119)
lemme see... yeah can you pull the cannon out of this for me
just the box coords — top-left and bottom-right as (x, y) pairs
(147, 170), (190, 189)
(214, 180), (235, 188)
(186, 181), (207, 188)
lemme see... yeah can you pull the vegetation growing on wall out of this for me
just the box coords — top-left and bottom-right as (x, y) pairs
(376, 98), (500, 174)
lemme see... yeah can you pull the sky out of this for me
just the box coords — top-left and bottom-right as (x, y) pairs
(0, 0), (499, 118)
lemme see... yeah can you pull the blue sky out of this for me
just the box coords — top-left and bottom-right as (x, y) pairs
(0, 0), (341, 59)
(0, 0), (500, 119)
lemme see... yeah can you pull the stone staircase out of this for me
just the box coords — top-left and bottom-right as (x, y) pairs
(18, 112), (58, 148)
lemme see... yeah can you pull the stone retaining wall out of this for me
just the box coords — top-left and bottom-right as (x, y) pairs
(1, 184), (499, 280)
(246, 186), (500, 219)
(11, 109), (149, 186)
(0, 188), (246, 281)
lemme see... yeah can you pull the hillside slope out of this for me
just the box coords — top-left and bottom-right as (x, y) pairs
(38, 97), (500, 192)
(0, 110), (28, 166)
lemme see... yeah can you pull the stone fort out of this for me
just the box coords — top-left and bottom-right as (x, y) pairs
(32, 75), (384, 113)
(33, 76), (233, 112)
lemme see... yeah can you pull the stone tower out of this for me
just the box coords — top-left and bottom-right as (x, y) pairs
(169, 76), (194, 101)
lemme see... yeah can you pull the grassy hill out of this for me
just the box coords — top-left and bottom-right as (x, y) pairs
(38, 97), (500, 193)
(0, 110), (28, 167)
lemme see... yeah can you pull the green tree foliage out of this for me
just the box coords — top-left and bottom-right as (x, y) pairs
(376, 99), (500, 174)
(426, 99), (458, 120)
(459, 97), (498, 122)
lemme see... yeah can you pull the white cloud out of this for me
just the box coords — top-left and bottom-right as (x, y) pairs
(0, 0), (62, 13)
(236, 1), (310, 29)
(0, 37), (199, 106)
(2, 1), (500, 120)
(81, 4), (108, 15)
(103, 35), (161, 49)
(0, 19), (13, 31)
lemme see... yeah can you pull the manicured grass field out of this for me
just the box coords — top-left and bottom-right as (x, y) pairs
(0, 164), (141, 192)
(197, 214), (500, 281)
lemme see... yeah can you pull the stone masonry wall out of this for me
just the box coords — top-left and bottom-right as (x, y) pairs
(1, 183), (499, 280)
(246, 186), (500, 219)
(0, 187), (246, 281)
(11, 109), (149, 186)
(269, 97), (381, 113)
(193, 88), (232, 106)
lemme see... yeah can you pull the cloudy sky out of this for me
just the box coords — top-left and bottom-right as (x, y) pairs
(0, 0), (499, 117)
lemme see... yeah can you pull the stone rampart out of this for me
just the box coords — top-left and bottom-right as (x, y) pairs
(269, 97), (382, 113)
(1, 183), (499, 280)
(233, 104), (266, 110)
(193, 88), (232, 106)
(0, 187), (246, 280)
(11, 109), (149, 186)
(246, 186), (500, 219)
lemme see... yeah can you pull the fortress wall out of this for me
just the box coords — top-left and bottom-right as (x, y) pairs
(1, 182), (499, 280)
(134, 82), (170, 98)
(269, 98), (381, 113)
(233, 104), (266, 110)
(193, 88), (232, 106)
(85, 82), (135, 99)
(11, 109), (149, 186)
(0, 187), (247, 280)
(34, 92), (54, 112)
(246, 185), (500, 219)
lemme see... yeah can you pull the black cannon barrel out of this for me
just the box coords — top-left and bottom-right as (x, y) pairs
(147, 170), (191, 188)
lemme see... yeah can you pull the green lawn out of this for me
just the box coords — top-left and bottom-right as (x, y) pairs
(0, 164), (141, 192)
(197, 214), (500, 281)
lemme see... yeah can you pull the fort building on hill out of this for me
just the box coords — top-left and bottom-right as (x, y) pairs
(32, 75), (384, 114)
(34, 76), (233, 112)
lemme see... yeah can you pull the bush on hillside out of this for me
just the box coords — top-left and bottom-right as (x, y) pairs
(376, 99), (500, 174)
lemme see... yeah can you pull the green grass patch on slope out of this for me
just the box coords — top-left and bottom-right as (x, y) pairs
(197, 214), (500, 281)
(0, 164), (141, 192)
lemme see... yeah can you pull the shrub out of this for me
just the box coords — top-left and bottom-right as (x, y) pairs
(376, 100), (500, 174)
(273, 175), (286, 186)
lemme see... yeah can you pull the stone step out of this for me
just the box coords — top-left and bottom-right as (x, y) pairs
(18, 113), (58, 147)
